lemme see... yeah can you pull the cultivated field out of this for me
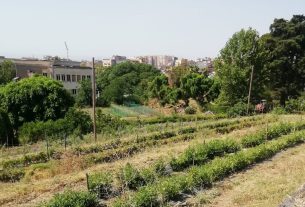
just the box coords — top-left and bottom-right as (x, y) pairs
(1, 113), (305, 207)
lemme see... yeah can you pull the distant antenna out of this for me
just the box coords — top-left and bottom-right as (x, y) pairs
(64, 41), (69, 60)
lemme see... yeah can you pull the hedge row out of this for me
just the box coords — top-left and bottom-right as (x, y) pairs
(115, 130), (305, 207)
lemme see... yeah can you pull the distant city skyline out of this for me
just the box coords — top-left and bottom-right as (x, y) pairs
(0, 0), (304, 61)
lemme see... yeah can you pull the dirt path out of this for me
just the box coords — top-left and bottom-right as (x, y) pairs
(187, 143), (305, 207)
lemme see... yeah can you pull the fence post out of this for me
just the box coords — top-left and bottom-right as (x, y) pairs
(45, 131), (50, 160)
(86, 173), (90, 191)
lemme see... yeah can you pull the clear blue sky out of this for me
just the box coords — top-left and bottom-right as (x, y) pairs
(0, 0), (304, 60)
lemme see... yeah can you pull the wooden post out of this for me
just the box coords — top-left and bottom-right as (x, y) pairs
(64, 133), (67, 150)
(92, 58), (97, 142)
(45, 132), (50, 160)
(247, 65), (254, 115)
(86, 173), (90, 191)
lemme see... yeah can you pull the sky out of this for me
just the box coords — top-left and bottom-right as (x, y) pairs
(0, 0), (304, 61)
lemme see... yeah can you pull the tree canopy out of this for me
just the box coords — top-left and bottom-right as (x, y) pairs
(0, 76), (74, 129)
(214, 28), (266, 106)
(262, 15), (305, 105)
(0, 60), (15, 85)
(96, 61), (160, 105)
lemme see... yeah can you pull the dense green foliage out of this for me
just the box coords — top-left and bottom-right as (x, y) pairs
(214, 28), (266, 106)
(96, 62), (160, 104)
(76, 79), (92, 107)
(149, 72), (219, 106)
(0, 109), (15, 146)
(0, 60), (15, 85)
(0, 76), (74, 129)
(96, 109), (127, 134)
(262, 15), (305, 105)
(19, 108), (92, 143)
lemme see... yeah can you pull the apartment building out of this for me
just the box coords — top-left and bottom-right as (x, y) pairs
(52, 61), (92, 95)
(2, 56), (92, 95)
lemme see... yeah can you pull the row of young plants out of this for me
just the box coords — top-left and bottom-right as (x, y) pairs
(0, 115), (270, 175)
(39, 121), (305, 207)
(73, 115), (267, 156)
(1, 150), (61, 168)
(113, 130), (305, 207)
(84, 116), (271, 166)
(129, 114), (227, 125)
(87, 121), (303, 201)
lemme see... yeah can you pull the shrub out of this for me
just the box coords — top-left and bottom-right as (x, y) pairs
(118, 163), (144, 190)
(41, 191), (99, 207)
(96, 109), (127, 134)
(18, 108), (92, 143)
(285, 98), (305, 113)
(185, 106), (196, 114)
(227, 102), (249, 117)
(0, 168), (25, 182)
(271, 106), (287, 115)
(88, 172), (113, 199)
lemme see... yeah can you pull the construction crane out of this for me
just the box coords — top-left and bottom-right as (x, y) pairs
(64, 41), (69, 60)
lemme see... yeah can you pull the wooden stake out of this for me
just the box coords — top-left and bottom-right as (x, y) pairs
(92, 57), (97, 142)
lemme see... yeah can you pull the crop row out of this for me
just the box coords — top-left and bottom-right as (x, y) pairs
(84, 116), (270, 166)
(74, 115), (267, 156)
(86, 121), (305, 202)
(0, 115), (271, 173)
(130, 114), (227, 125)
(113, 130), (305, 207)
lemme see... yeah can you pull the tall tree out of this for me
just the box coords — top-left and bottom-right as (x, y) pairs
(0, 60), (15, 85)
(76, 79), (92, 107)
(180, 73), (219, 106)
(214, 28), (266, 106)
(262, 15), (305, 105)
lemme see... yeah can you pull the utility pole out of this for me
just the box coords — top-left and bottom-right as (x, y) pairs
(92, 57), (97, 142)
(247, 65), (254, 114)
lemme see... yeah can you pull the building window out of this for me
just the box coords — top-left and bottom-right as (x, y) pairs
(82, 75), (86, 81)
(87, 75), (91, 80)
(67, 74), (71, 82)
(43, 73), (48, 77)
(72, 75), (76, 82)
(56, 74), (60, 81)
(77, 75), (81, 82)
(72, 89), (77, 95)
(61, 74), (66, 81)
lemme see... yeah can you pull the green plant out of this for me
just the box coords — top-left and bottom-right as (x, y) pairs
(271, 107), (287, 115)
(227, 102), (249, 117)
(0, 168), (25, 182)
(185, 106), (196, 114)
(88, 172), (113, 199)
(118, 163), (144, 190)
(40, 191), (99, 207)
(170, 139), (241, 171)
